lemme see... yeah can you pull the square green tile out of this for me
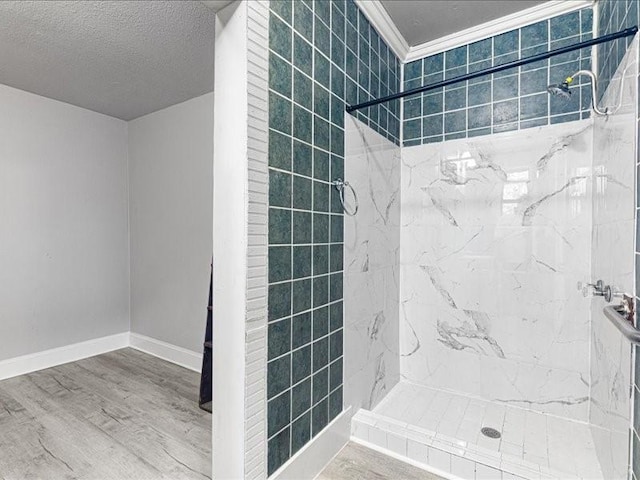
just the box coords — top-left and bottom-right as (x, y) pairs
(269, 207), (292, 244)
(269, 246), (291, 283)
(312, 398), (328, 436)
(312, 367), (329, 403)
(268, 281), (291, 321)
(293, 140), (313, 177)
(312, 306), (329, 339)
(330, 155), (344, 182)
(493, 75), (519, 101)
(294, 34), (313, 76)
(292, 278), (312, 314)
(292, 311), (312, 349)
(271, 0), (292, 23)
(330, 125), (344, 156)
(314, 83), (330, 120)
(329, 272), (342, 302)
(330, 93), (345, 128)
(293, 175), (313, 210)
(313, 245), (329, 275)
(291, 411), (311, 456)
(293, 245), (312, 279)
(329, 301), (343, 331)
(268, 356), (291, 399)
(291, 379), (311, 420)
(294, 1), (313, 41)
(268, 318), (291, 359)
(269, 92), (292, 135)
(270, 14), (292, 59)
(270, 54), (292, 97)
(294, 69), (313, 110)
(269, 129), (292, 170)
(329, 243), (343, 272)
(293, 105), (313, 144)
(268, 427), (290, 475)
(292, 211), (312, 244)
(269, 169), (292, 208)
(314, 17), (331, 57)
(314, 149), (330, 182)
(468, 105), (491, 129)
(313, 181), (330, 212)
(315, 51), (331, 89)
(493, 99), (519, 124)
(312, 336), (329, 370)
(313, 275), (329, 308)
(328, 387), (342, 421)
(520, 93), (548, 120)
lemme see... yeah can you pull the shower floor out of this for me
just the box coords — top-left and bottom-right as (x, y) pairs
(351, 381), (605, 480)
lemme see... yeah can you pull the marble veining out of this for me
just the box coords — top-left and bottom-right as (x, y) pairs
(344, 114), (401, 414)
(400, 120), (595, 421)
(536, 124), (592, 173)
(521, 175), (589, 226)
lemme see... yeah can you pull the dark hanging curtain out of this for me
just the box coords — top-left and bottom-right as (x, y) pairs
(199, 263), (212, 413)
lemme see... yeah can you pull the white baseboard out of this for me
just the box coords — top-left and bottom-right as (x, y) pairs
(271, 407), (351, 480)
(0, 332), (203, 381)
(349, 437), (461, 480)
(0, 332), (130, 381)
(129, 332), (202, 372)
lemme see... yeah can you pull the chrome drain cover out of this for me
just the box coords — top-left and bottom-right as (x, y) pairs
(481, 427), (501, 439)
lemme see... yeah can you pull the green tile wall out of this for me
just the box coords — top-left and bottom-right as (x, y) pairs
(597, 0), (637, 100)
(267, 0), (400, 475)
(403, 8), (594, 146)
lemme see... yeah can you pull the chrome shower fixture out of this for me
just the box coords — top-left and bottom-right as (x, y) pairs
(546, 78), (572, 99)
(547, 70), (610, 116)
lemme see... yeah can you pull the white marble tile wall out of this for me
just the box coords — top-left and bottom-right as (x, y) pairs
(400, 120), (595, 421)
(343, 115), (401, 413)
(588, 37), (637, 480)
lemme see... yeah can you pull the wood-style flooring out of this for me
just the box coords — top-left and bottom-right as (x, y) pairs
(0, 348), (211, 480)
(317, 443), (445, 480)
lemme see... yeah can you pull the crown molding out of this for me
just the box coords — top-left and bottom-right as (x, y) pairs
(355, 0), (409, 60)
(404, 0), (593, 63)
(201, 1), (235, 12)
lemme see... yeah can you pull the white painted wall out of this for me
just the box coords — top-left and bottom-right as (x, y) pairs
(0, 83), (130, 361)
(128, 92), (214, 353)
(212, 2), (248, 477)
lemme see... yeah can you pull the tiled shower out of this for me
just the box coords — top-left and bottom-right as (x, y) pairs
(263, 0), (640, 478)
(266, 0), (400, 473)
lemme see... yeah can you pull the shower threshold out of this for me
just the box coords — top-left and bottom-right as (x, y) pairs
(351, 382), (606, 480)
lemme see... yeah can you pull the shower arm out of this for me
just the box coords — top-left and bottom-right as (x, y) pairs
(569, 70), (611, 116)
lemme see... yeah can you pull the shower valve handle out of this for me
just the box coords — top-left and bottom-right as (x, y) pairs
(579, 280), (608, 298)
(579, 280), (614, 302)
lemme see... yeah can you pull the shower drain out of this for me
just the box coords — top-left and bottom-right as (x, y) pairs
(480, 427), (502, 439)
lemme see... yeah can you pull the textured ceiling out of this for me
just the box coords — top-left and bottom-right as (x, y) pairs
(0, 1), (216, 120)
(380, 0), (547, 47)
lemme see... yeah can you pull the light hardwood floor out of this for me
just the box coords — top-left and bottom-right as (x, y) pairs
(317, 443), (445, 480)
(0, 348), (211, 480)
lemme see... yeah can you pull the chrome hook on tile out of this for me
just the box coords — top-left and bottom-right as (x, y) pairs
(332, 178), (358, 216)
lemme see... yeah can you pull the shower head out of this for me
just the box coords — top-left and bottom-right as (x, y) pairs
(547, 78), (573, 99)
(547, 70), (610, 116)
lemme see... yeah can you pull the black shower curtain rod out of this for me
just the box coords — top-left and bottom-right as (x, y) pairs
(345, 26), (638, 113)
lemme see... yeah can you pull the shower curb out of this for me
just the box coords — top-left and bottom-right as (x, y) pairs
(351, 409), (578, 480)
